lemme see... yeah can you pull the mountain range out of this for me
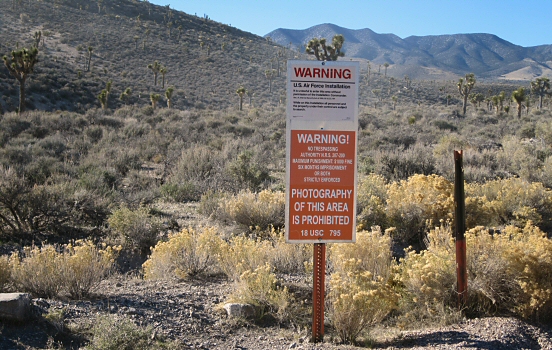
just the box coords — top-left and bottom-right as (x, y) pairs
(266, 23), (552, 81)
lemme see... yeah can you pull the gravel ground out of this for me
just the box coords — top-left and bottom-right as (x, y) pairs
(1, 275), (551, 350)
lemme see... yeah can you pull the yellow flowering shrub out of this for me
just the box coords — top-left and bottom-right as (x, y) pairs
(356, 174), (388, 230)
(60, 241), (120, 299)
(218, 235), (273, 281)
(464, 226), (516, 315)
(143, 227), (224, 280)
(501, 224), (552, 321)
(393, 224), (457, 325)
(10, 245), (64, 298)
(227, 264), (292, 321)
(218, 189), (285, 230)
(0, 255), (10, 292)
(328, 228), (398, 344)
(396, 223), (552, 323)
(10, 241), (119, 299)
(386, 174), (454, 245)
(466, 178), (552, 230)
(265, 227), (310, 274)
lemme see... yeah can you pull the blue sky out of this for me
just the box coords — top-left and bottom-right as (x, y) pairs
(149, 0), (551, 47)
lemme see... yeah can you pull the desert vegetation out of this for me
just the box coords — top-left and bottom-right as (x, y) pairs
(1, 0), (552, 349)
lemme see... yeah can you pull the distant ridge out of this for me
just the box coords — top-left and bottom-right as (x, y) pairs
(266, 24), (552, 80)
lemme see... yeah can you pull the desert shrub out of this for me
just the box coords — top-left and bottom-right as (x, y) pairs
(393, 224), (458, 326)
(142, 227), (224, 280)
(218, 235), (272, 281)
(328, 228), (398, 344)
(226, 150), (271, 192)
(465, 177), (552, 231)
(464, 226), (519, 315)
(373, 144), (435, 181)
(198, 190), (227, 218)
(433, 134), (469, 180)
(498, 136), (543, 182)
(356, 174), (388, 230)
(85, 314), (179, 350)
(44, 307), (67, 334)
(9, 241), (119, 299)
(0, 255), (10, 292)
(265, 227), (310, 274)
(501, 224), (552, 322)
(159, 182), (198, 202)
(169, 145), (225, 194)
(227, 264), (292, 321)
(386, 174), (454, 246)
(78, 166), (119, 194)
(85, 126), (104, 143)
(107, 206), (163, 255)
(59, 241), (119, 299)
(396, 223), (552, 323)
(217, 190), (285, 230)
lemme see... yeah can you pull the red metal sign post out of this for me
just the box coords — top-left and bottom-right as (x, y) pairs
(454, 150), (467, 307)
(312, 243), (326, 342)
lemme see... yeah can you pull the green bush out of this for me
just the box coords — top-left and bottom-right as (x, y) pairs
(108, 206), (163, 255)
(85, 314), (179, 350)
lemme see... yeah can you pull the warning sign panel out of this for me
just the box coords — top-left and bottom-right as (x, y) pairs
(287, 130), (356, 242)
(286, 60), (358, 243)
(289, 63), (357, 121)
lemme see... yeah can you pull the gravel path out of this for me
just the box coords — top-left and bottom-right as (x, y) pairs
(1, 276), (551, 349)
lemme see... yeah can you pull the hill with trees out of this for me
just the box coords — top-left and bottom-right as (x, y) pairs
(1, 0), (296, 113)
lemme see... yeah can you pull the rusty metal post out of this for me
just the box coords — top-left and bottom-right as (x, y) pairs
(312, 243), (326, 343)
(454, 150), (467, 308)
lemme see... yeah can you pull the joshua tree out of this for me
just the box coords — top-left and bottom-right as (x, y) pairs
(148, 61), (161, 86)
(165, 87), (174, 108)
(512, 87), (526, 118)
(150, 93), (161, 109)
(98, 89), (108, 109)
(33, 31), (41, 48)
(469, 92), (484, 108)
(119, 87), (132, 104)
(236, 86), (246, 111)
(167, 22), (173, 38)
(3, 46), (39, 114)
(457, 73), (476, 116)
(86, 46), (93, 71)
(97, 80), (112, 110)
(133, 36), (140, 50)
(391, 95), (397, 110)
(159, 66), (168, 88)
(246, 90), (254, 106)
(305, 34), (345, 61)
(384, 62), (389, 77)
(265, 69), (276, 93)
(530, 77), (551, 109)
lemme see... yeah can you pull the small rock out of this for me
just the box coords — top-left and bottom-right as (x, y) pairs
(223, 303), (257, 319)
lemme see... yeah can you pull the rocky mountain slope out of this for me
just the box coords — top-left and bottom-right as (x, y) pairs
(266, 23), (552, 80)
(0, 0), (297, 113)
